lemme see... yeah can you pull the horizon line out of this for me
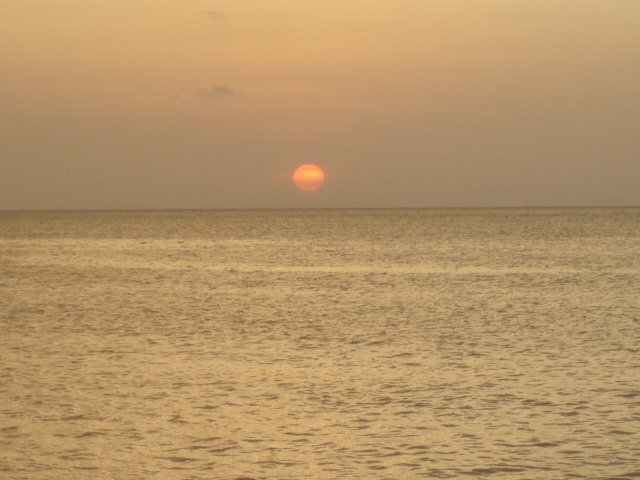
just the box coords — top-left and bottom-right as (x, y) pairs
(1, 205), (638, 214)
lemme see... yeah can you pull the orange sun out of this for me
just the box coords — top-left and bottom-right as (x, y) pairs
(292, 164), (325, 192)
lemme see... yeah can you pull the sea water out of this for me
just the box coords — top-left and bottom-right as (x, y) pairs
(1, 208), (639, 479)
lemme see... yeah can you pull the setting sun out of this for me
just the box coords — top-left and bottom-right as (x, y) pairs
(292, 164), (325, 192)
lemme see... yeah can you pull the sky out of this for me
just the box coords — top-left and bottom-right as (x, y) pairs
(1, 0), (639, 209)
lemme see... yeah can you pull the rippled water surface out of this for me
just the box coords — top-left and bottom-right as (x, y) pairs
(1, 208), (639, 479)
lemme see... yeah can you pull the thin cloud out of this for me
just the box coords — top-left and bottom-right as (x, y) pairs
(196, 85), (238, 98)
(203, 10), (225, 20)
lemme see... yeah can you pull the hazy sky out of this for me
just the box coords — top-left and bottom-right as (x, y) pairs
(2, 0), (639, 209)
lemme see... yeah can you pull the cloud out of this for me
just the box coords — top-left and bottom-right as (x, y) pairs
(203, 10), (225, 20)
(196, 85), (238, 98)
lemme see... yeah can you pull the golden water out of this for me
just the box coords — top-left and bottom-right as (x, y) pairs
(1, 209), (639, 479)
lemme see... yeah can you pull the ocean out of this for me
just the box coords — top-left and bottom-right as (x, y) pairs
(1, 208), (639, 479)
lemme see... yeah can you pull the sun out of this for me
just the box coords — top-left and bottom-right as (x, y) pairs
(292, 164), (325, 192)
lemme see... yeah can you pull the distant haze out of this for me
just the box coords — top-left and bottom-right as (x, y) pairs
(2, 0), (639, 209)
